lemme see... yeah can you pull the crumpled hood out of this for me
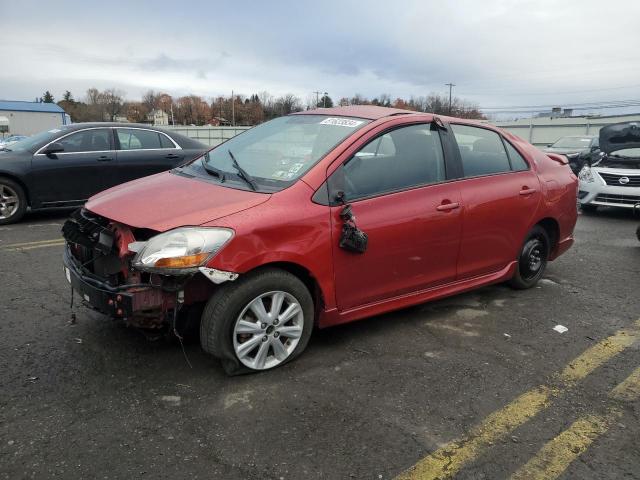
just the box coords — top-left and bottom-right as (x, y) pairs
(600, 121), (640, 154)
(86, 171), (270, 232)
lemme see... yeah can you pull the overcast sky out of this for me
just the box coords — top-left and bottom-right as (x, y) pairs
(2, 0), (640, 117)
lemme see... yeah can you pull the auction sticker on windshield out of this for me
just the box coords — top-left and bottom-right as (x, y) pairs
(319, 118), (364, 128)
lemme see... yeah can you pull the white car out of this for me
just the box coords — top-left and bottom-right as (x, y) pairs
(578, 122), (640, 212)
(0, 135), (28, 150)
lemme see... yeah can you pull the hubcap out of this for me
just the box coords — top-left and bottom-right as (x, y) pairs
(0, 184), (19, 220)
(233, 291), (304, 370)
(520, 238), (546, 280)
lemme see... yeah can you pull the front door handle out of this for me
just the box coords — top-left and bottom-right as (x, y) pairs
(165, 154), (180, 159)
(519, 187), (537, 195)
(97, 156), (112, 162)
(436, 202), (460, 212)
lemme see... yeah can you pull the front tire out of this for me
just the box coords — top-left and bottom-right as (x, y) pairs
(0, 178), (27, 225)
(200, 268), (314, 375)
(509, 225), (550, 290)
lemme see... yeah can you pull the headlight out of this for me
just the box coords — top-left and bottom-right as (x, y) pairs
(132, 227), (233, 273)
(578, 166), (595, 183)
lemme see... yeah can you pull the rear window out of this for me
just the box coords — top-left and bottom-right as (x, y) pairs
(451, 124), (511, 177)
(117, 129), (164, 150)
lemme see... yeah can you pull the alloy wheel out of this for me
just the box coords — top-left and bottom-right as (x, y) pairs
(232, 291), (304, 370)
(0, 184), (19, 220)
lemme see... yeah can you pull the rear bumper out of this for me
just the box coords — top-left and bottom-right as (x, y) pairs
(550, 236), (574, 261)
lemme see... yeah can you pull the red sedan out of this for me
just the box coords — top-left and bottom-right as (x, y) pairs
(62, 106), (577, 374)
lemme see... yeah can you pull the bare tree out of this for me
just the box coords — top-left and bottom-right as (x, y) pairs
(101, 89), (125, 121)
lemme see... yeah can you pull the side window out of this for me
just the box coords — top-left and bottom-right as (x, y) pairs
(58, 129), (111, 153)
(451, 124), (511, 177)
(117, 129), (163, 150)
(159, 133), (176, 148)
(504, 141), (529, 171)
(340, 124), (445, 201)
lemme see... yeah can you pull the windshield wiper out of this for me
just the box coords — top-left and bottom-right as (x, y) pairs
(201, 157), (226, 182)
(228, 149), (258, 191)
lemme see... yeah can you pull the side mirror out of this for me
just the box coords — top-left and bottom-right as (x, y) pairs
(43, 142), (64, 155)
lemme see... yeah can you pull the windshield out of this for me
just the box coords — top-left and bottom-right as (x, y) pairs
(551, 137), (594, 149)
(190, 115), (370, 192)
(3, 128), (65, 152)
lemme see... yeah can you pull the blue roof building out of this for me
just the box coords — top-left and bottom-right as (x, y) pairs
(0, 100), (69, 135)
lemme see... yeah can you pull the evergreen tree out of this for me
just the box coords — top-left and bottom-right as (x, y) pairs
(41, 91), (55, 103)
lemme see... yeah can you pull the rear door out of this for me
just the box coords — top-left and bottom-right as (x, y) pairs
(327, 122), (462, 311)
(31, 128), (117, 206)
(449, 124), (541, 279)
(115, 128), (185, 183)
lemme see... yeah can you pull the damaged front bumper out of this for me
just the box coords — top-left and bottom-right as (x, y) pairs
(61, 208), (238, 330)
(63, 246), (166, 319)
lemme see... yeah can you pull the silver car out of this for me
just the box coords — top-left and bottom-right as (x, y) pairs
(578, 122), (640, 211)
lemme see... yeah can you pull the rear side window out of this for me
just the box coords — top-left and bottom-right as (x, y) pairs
(504, 141), (529, 171)
(117, 129), (166, 150)
(340, 124), (445, 201)
(159, 134), (176, 148)
(451, 124), (511, 177)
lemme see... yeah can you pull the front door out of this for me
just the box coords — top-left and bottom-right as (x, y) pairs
(328, 123), (462, 311)
(31, 128), (116, 206)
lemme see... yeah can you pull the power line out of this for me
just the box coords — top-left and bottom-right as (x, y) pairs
(480, 98), (640, 111)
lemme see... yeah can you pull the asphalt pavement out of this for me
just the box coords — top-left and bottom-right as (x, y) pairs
(0, 208), (638, 479)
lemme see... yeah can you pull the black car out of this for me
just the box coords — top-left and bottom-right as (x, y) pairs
(0, 123), (207, 224)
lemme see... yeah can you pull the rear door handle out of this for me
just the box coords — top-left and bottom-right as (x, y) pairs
(436, 202), (460, 212)
(97, 156), (113, 162)
(519, 188), (537, 195)
(165, 154), (180, 159)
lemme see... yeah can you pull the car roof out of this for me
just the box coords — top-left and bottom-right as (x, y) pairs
(61, 122), (170, 130)
(293, 105), (422, 120)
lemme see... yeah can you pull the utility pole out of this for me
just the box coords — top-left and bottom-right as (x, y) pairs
(231, 90), (235, 126)
(445, 83), (455, 114)
(313, 91), (322, 108)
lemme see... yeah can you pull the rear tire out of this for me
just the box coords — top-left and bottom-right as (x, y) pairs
(200, 268), (314, 375)
(509, 225), (550, 290)
(0, 177), (27, 225)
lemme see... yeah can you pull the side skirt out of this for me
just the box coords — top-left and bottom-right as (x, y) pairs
(318, 261), (518, 328)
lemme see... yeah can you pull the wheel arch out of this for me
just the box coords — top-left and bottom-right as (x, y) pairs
(244, 261), (326, 324)
(535, 217), (560, 254)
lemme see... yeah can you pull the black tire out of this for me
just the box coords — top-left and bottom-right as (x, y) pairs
(509, 225), (550, 290)
(0, 177), (27, 225)
(580, 204), (598, 213)
(200, 268), (314, 375)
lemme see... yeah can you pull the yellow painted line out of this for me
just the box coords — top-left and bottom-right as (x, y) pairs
(510, 412), (618, 480)
(1, 238), (64, 248)
(395, 386), (556, 480)
(510, 366), (640, 480)
(610, 366), (640, 401)
(5, 240), (64, 252)
(395, 319), (640, 480)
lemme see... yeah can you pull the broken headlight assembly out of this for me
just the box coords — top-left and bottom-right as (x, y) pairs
(131, 227), (234, 274)
(578, 166), (595, 183)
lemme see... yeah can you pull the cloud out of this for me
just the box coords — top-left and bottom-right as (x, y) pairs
(0, 0), (639, 117)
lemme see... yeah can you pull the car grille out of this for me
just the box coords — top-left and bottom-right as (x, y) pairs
(598, 172), (640, 187)
(594, 193), (640, 205)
